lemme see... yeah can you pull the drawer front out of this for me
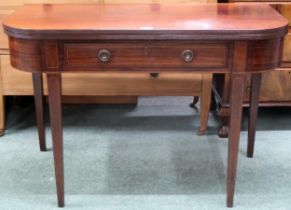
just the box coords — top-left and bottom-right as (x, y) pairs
(63, 41), (229, 71)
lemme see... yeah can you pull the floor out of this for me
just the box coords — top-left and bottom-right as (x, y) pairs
(0, 96), (291, 210)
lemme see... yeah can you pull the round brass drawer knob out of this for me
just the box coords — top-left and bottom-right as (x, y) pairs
(181, 49), (194, 62)
(98, 49), (111, 62)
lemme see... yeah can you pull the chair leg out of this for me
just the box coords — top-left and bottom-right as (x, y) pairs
(198, 73), (213, 135)
(227, 73), (245, 207)
(47, 73), (64, 207)
(32, 73), (46, 151)
(189, 96), (199, 108)
(247, 73), (262, 158)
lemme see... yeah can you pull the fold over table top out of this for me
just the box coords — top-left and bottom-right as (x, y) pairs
(3, 3), (289, 40)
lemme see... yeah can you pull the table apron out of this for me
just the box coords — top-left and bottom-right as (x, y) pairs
(8, 37), (283, 73)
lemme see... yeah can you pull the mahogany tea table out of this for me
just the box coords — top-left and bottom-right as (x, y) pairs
(2, 3), (288, 208)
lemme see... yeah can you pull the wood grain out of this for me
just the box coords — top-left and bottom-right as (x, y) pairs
(1, 54), (204, 96)
(32, 73), (46, 151)
(247, 73), (261, 158)
(226, 41), (247, 207)
(103, 0), (216, 3)
(227, 73), (245, 207)
(1, 54), (34, 95)
(8, 37), (42, 72)
(281, 32), (291, 67)
(0, 1), (212, 139)
(3, 4), (288, 40)
(64, 41), (229, 70)
(271, 3), (291, 27)
(248, 39), (283, 71)
(198, 73), (213, 135)
(0, 0), (216, 8)
(43, 72), (204, 96)
(0, 0), (217, 49)
(47, 73), (64, 208)
(9, 37), (285, 73)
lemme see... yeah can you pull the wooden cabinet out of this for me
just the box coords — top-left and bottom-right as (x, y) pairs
(214, 0), (291, 137)
(0, 0), (215, 135)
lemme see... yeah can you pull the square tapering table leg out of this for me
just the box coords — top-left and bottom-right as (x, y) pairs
(227, 73), (245, 207)
(32, 73), (46, 151)
(47, 73), (64, 207)
(247, 73), (262, 158)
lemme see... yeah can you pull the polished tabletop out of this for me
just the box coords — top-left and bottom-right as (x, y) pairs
(3, 3), (288, 40)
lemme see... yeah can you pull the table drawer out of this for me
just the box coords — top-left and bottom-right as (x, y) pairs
(63, 41), (229, 71)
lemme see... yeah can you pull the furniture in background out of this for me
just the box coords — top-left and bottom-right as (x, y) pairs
(0, 0), (215, 137)
(214, 0), (291, 137)
(3, 3), (287, 207)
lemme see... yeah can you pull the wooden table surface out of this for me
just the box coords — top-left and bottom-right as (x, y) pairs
(3, 3), (288, 39)
(2, 3), (288, 208)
